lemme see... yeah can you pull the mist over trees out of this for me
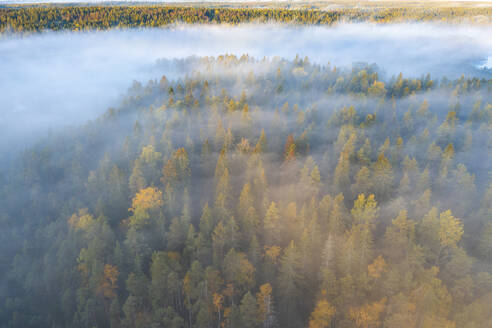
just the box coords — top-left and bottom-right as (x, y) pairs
(1, 55), (492, 327)
(3, 22), (490, 161)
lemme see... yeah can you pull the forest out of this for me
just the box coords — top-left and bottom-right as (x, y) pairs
(1, 54), (492, 328)
(1, 4), (492, 33)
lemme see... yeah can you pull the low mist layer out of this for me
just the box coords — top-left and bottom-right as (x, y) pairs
(1, 23), (492, 156)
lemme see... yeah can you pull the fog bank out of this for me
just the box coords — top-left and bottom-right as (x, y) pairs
(1, 23), (491, 154)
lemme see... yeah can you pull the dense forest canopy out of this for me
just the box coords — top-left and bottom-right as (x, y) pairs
(1, 55), (492, 327)
(1, 3), (492, 33)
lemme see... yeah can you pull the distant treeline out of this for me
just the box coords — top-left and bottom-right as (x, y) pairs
(0, 5), (491, 33)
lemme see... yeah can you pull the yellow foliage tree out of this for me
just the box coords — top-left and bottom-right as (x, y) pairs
(351, 194), (379, 227)
(128, 187), (163, 228)
(368, 255), (387, 279)
(130, 187), (164, 213)
(309, 299), (336, 328)
(439, 210), (463, 248)
(349, 298), (387, 328)
(257, 283), (274, 327)
(97, 264), (119, 300)
(368, 80), (386, 97)
(213, 292), (224, 327)
(264, 245), (282, 264)
(68, 208), (94, 231)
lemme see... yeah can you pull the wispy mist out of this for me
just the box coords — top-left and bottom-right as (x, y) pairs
(1, 23), (491, 154)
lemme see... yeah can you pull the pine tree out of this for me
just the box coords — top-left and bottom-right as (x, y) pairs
(255, 129), (268, 154)
(277, 241), (302, 328)
(352, 166), (373, 197)
(264, 202), (281, 246)
(240, 292), (258, 328)
(372, 153), (394, 201)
